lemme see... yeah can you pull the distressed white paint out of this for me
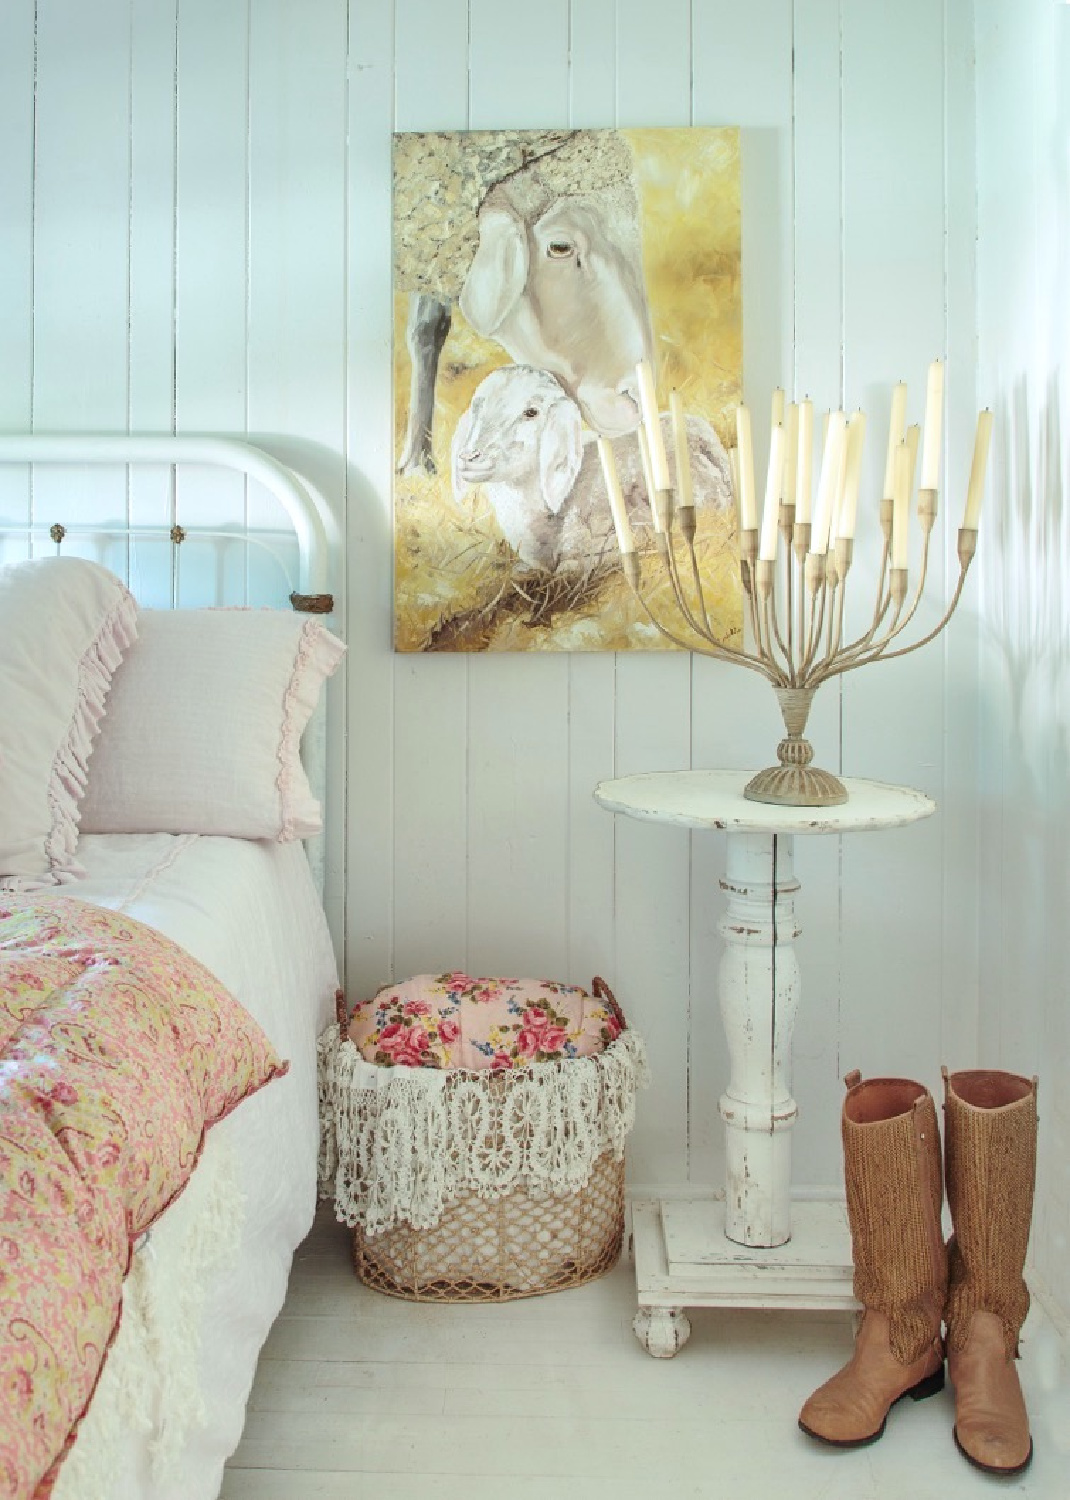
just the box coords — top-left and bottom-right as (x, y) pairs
(8, 3), (1059, 1314)
(599, 769), (933, 1343)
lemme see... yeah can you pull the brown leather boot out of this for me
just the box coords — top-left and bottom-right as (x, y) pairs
(943, 1067), (1038, 1476)
(798, 1071), (947, 1447)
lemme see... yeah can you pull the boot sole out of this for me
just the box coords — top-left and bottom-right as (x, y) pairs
(798, 1364), (946, 1449)
(952, 1427), (1033, 1477)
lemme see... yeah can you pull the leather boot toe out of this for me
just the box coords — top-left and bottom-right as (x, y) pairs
(798, 1312), (945, 1447)
(949, 1311), (1033, 1475)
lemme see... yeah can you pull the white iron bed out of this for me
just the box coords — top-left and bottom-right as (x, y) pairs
(0, 435), (343, 1500)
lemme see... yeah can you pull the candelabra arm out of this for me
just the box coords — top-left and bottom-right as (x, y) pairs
(808, 587), (895, 686)
(623, 548), (779, 681)
(820, 512), (937, 679)
(846, 550), (974, 671)
(685, 534), (713, 636)
(799, 573), (830, 681)
(761, 577), (794, 684)
(663, 530), (719, 648)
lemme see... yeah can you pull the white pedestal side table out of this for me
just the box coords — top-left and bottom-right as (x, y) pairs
(594, 768), (935, 1358)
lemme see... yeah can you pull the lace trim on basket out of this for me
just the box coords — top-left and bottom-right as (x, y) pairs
(318, 1025), (650, 1236)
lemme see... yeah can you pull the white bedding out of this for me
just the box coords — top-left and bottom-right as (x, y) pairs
(51, 832), (338, 1500)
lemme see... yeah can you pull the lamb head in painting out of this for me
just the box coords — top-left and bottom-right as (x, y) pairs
(452, 365), (733, 575)
(394, 130), (654, 474)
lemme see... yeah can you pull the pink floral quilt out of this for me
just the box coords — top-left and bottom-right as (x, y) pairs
(0, 894), (288, 1500)
(348, 972), (626, 1071)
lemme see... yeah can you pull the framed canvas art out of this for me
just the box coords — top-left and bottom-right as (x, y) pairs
(393, 126), (742, 653)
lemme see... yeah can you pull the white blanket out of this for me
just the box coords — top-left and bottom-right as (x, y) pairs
(52, 833), (338, 1500)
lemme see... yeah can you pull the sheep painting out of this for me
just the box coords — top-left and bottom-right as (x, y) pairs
(393, 126), (743, 653)
(451, 365), (733, 574)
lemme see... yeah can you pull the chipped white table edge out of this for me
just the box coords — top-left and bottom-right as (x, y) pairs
(594, 768), (936, 834)
(629, 1198), (861, 1357)
(595, 769), (935, 1358)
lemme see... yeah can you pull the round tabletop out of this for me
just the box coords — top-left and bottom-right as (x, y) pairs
(594, 768), (935, 835)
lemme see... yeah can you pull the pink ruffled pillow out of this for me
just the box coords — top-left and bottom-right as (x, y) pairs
(0, 557), (138, 889)
(348, 972), (627, 1071)
(79, 609), (345, 840)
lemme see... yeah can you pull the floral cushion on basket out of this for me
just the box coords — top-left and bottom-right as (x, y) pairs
(347, 972), (626, 1071)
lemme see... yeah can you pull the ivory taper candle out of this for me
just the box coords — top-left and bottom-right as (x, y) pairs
(669, 390), (694, 509)
(795, 398), (813, 522)
(810, 410), (846, 554)
(838, 412), (867, 541)
(920, 359), (944, 490)
(905, 422), (920, 494)
(636, 360), (671, 490)
(637, 424), (658, 527)
(771, 387), (785, 431)
(735, 405), (757, 531)
(883, 381), (908, 498)
(963, 409), (993, 529)
(759, 424), (786, 561)
(598, 438), (635, 554)
(782, 402), (799, 506)
(729, 445), (742, 528)
(892, 440), (912, 569)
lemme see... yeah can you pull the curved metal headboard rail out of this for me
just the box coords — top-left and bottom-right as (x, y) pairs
(0, 432), (337, 602)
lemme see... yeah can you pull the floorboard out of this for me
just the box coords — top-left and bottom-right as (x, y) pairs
(220, 1207), (1067, 1499)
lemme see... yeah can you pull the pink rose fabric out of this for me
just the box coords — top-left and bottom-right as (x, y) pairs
(347, 972), (626, 1071)
(0, 895), (288, 1499)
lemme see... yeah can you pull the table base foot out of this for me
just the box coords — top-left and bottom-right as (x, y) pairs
(633, 1305), (692, 1358)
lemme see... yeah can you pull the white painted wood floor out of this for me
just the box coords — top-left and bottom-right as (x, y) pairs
(221, 1207), (1068, 1500)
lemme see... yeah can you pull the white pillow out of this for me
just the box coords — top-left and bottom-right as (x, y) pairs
(79, 610), (345, 840)
(0, 557), (138, 887)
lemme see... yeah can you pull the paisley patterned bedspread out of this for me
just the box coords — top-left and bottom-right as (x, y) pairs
(0, 894), (288, 1500)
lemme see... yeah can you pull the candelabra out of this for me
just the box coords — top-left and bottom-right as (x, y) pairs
(599, 365), (992, 806)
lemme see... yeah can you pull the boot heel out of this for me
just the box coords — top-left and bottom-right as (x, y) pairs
(907, 1366), (945, 1401)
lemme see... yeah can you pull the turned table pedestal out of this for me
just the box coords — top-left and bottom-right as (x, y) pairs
(594, 768), (934, 1357)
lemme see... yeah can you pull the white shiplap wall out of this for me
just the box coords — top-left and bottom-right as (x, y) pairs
(0, 0), (984, 1203)
(975, 0), (1070, 1328)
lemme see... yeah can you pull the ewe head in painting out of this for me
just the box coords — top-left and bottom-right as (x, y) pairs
(395, 130), (654, 474)
(453, 365), (734, 579)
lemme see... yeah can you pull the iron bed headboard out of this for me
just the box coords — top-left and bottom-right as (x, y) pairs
(0, 432), (342, 912)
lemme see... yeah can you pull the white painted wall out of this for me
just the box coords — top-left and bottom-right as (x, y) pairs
(975, 0), (1070, 1327)
(1, 2), (991, 1211)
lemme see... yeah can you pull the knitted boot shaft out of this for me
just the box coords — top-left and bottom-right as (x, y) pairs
(842, 1074), (947, 1366)
(943, 1068), (1038, 1358)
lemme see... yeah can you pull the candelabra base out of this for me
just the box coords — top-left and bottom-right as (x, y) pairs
(744, 762), (848, 807)
(743, 688), (849, 806)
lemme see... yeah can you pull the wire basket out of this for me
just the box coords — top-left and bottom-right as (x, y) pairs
(352, 1147), (625, 1302)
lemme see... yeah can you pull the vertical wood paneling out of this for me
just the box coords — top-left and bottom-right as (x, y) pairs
(466, 660), (571, 978)
(468, 0), (570, 127)
(174, 0), (248, 603)
(345, 0), (396, 999)
(248, 0), (349, 954)
(127, 0), (179, 606)
(0, 3), (35, 549)
(975, 0), (1070, 1324)
(391, 0), (472, 982)
(838, 0), (949, 1091)
(32, 0), (131, 567)
(938, 0), (981, 1072)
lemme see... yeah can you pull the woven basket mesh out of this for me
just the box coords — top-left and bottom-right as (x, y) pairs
(352, 1149), (625, 1302)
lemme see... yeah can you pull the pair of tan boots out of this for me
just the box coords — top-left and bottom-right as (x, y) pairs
(799, 1066), (1038, 1476)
